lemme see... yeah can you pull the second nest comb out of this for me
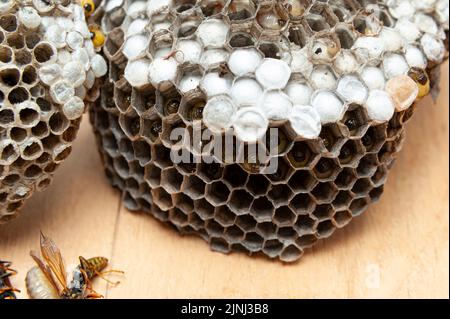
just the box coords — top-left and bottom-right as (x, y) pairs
(90, 0), (449, 262)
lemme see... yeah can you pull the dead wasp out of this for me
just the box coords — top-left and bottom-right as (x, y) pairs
(0, 260), (20, 299)
(26, 232), (123, 299)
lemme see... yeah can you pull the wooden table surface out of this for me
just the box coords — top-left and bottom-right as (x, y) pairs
(1, 65), (448, 299)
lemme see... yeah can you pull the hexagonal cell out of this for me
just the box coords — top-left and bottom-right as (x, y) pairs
(256, 4), (289, 33)
(277, 225), (297, 240)
(296, 234), (318, 249)
(169, 207), (189, 227)
(205, 181), (231, 205)
(228, 189), (253, 215)
(181, 175), (206, 200)
(267, 184), (294, 208)
(228, 32), (255, 48)
(362, 124), (387, 153)
(352, 178), (373, 197)
(227, 0), (259, 22)
(312, 204), (334, 221)
(214, 205), (236, 227)
(265, 125), (293, 157)
(210, 237), (231, 254)
(194, 198), (215, 220)
(290, 193), (315, 215)
(334, 167), (358, 190)
(142, 115), (163, 143)
(273, 206), (296, 227)
(288, 24), (308, 47)
(243, 231), (264, 252)
(377, 141), (397, 166)
(144, 164), (161, 188)
(294, 214), (317, 235)
(341, 106), (370, 137)
(319, 123), (346, 155)
(387, 111), (404, 139)
(179, 92), (207, 124)
(313, 157), (341, 182)
(236, 214), (257, 232)
(114, 83), (133, 113)
(173, 193), (194, 214)
(224, 225), (245, 243)
(289, 170), (317, 193)
(112, 155), (130, 179)
(265, 158), (293, 184)
(187, 212), (205, 230)
(262, 239), (284, 258)
(333, 190), (353, 210)
(356, 154), (379, 178)
(311, 182), (338, 204)
(223, 164), (248, 188)
(200, 0), (227, 16)
(256, 221), (278, 239)
(371, 165), (388, 187)
(287, 141), (320, 169)
(338, 139), (364, 167)
(151, 187), (174, 211)
(280, 245), (303, 263)
(128, 140), (150, 167)
(131, 86), (157, 116)
(125, 177), (140, 197)
(123, 191), (139, 211)
(250, 196), (274, 223)
(238, 141), (269, 175)
(349, 197), (370, 217)
(369, 186), (384, 203)
(175, 150), (198, 175)
(205, 219), (225, 237)
(246, 174), (270, 196)
(333, 210), (353, 228)
(152, 144), (173, 169)
(197, 161), (223, 183)
(159, 87), (182, 117)
(316, 219), (336, 239)
(161, 118), (186, 148)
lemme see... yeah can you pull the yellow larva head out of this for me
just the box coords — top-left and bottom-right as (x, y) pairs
(408, 68), (430, 99)
(82, 0), (95, 17)
(89, 25), (106, 48)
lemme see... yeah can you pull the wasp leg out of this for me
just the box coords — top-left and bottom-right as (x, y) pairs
(93, 270), (122, 286)
(0, 287), (21, 293)
(85, 291), (104, 299)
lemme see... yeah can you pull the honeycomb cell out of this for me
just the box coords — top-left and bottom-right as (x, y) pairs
(243, 231), (264, 252)
(290, 193), (315, 214)
(160, 167), (184, 194)
(214, 205), (236, 227)
(349, 197), (370, 217)
(289, 170), (318, 193)
(228, 189), (253, 215)
(273, 206), (296, 226)
(287, 140), (320, 169)
(267, 184), (294, 208)
(319, 123), (346, 155)
(181, 175), (206, 200)
(313, 157), (341, 182)
(250, 196), (274, 223)
(332, 190), (353, 210)
(205, 180), (230, 205)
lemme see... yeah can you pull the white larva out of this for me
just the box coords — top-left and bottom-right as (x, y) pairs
(255, 58), (291, 90)
(203, 95), (237, 133)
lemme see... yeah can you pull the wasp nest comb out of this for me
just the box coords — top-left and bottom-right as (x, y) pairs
(0, 0), (107, 223)
(91, 0), (448, 262)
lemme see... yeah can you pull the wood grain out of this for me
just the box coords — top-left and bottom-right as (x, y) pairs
(1, 64), (448, 299)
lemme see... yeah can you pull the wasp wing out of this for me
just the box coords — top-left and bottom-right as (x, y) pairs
(29, 250), (60, 294)
(39, 232), (67, 290)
